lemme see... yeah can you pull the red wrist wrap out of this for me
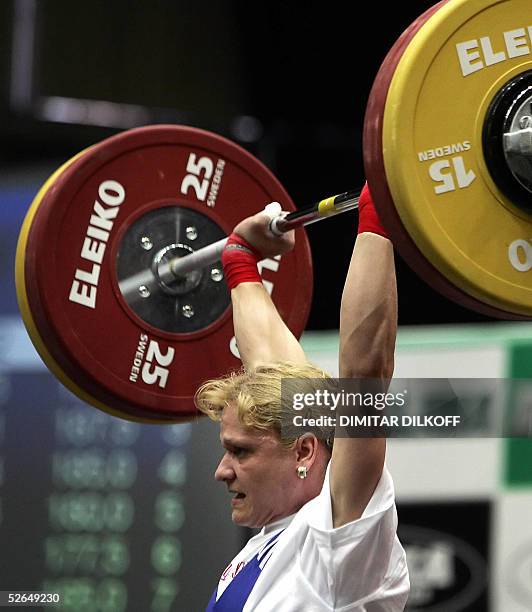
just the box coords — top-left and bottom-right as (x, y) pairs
(357, 182), (389, 239)
(221, 233), (262, 290)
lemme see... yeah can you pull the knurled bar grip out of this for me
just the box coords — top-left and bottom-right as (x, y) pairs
(117, 190), (360, 300)
(168, 189), (360, 279)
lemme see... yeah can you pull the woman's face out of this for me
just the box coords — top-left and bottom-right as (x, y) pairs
(214, 403), (301, 528)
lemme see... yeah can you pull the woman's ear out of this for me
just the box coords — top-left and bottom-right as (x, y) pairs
(294, 433), (320, 465)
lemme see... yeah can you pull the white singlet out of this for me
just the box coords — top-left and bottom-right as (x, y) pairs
(206, 464), (409, 611)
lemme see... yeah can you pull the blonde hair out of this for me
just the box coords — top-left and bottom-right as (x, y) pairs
(195, 361), (335, 449)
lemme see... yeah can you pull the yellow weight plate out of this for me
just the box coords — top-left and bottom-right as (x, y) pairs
(15, 150), (184, 424)
(383, 0), (532, 317)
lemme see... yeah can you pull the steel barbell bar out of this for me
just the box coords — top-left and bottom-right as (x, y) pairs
(118, 189), (360, 301)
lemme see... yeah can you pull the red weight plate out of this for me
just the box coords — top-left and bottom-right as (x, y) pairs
(16, 150), (179, 423)
(363, 1), (529, 320)
(23, 125), (313, 420)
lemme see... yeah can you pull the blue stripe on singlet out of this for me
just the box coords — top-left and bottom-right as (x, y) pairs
(206, 531), (284, 612)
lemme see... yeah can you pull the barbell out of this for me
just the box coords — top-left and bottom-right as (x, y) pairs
(15, 0), (532, 423)
(117, 189), (360, 302)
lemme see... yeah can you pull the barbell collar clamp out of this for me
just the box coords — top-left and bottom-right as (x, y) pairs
(504, 128), (532, 157)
